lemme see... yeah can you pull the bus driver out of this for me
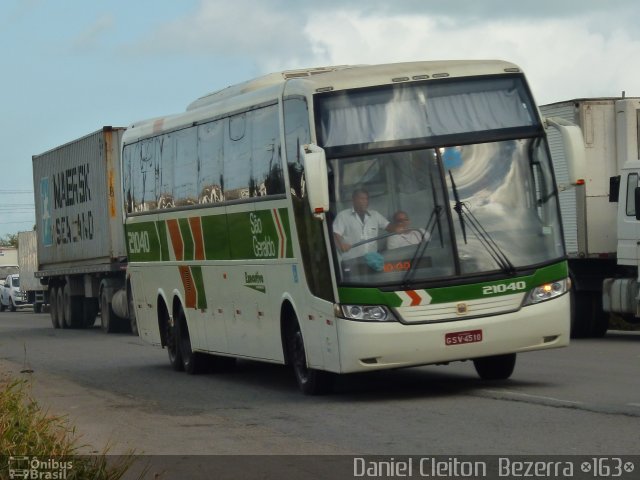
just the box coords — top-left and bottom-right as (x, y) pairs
(332, 188), (394, 261)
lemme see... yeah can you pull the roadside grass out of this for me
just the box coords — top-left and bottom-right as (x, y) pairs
(0, 373), (144, 479)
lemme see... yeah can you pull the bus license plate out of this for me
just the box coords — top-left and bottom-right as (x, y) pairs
(445, 329), (483, 346)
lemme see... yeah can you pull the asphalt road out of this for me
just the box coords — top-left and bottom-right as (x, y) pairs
(1, 309), (639, 477)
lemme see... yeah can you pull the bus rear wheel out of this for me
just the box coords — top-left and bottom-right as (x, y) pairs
(285, 318), (333, 395)
(176, 306), (205, 374)
(473, 353), (516, 380)
(165, 308), (183, 372)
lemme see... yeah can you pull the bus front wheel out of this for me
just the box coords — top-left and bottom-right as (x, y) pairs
(473, 353), (516, 380)
(285, 318), (333, 395)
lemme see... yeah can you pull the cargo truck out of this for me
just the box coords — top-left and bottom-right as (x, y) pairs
(17, 230), (46, 313)
(32, 127), (137, 333)
(540, 97), (640, 337)
(0, 247), (19, 278)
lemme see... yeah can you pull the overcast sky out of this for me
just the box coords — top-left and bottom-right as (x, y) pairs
(1, 0), (640, 238)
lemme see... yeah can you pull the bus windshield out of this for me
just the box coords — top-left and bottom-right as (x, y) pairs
(319, 78), (564, 287)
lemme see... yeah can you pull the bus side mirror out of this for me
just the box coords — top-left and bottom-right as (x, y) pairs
(300, 144), (329, 215)
(545, 117), (586, 186)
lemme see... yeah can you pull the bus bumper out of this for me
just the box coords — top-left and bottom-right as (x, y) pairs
(334, 293), (570, 374)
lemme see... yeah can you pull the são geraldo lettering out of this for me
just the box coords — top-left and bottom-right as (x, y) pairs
(249, 212), (276, 258)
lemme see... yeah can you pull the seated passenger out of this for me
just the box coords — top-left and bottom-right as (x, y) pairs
(387, 211), (429, 249)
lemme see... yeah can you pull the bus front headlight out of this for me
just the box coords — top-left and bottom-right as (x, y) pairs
(523, 279), (568, 305)
(335, 304), (397, 322)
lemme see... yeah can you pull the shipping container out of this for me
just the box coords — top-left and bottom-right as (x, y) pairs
(33, 127), (127, 270)
(32, 127), (136, 333)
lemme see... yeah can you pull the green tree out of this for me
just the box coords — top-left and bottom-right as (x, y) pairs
(0, 233), (18, 248)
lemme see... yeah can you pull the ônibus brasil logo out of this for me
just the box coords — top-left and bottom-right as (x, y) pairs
(8, 456), (73, 479)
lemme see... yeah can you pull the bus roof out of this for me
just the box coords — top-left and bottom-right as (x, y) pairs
(123, 60), (521, 145)
(187, 60), (520, 111)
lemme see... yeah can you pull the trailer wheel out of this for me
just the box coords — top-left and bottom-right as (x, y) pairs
(56, 288), (66, 328)
(100, 290), (118, 333)
(49, 287), (59, 328)
(284, 315), (333, 395)
(63, 284), (83, 328)
(473, 353), (517, 380)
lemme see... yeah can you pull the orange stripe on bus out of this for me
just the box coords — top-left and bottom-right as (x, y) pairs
(272, 208), (285, 258)
(407, 290), (422, 306)
(167, 219), (184, 261)
(179, 266), (197, 309)
(188, 217), (205, 260)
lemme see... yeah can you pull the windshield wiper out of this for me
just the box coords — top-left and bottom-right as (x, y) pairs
(448, 170), (516, 275)
(449, 171), (467, 243)
(401, 171), (447, 287)
(401, 204), (444, 287)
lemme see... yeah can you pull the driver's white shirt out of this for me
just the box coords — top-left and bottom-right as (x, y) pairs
(333, 208), (389, 261)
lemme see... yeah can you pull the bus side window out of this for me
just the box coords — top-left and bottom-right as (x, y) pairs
(198, 120), (225, 205)
(224, 113), (251, 200)
(252, 104), (284, 196)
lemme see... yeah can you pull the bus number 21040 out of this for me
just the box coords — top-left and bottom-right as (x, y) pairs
(482, 281), (526, 295)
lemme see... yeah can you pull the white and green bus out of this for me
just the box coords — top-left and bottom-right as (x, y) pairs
(122, 61), (584, 394)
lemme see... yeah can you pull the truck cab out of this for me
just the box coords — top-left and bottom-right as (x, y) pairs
(0, 274), (28, 311)
(603, 157), (640, 320)
(601, 99), (640, 324)
(541, 97), (640, 336)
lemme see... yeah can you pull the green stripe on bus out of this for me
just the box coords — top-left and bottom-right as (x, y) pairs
(337, 261), (569, 306)
(178, 218), (194, 261)
(228, 210), (293, 260)
(191, 265), (207, 310)
(201, 214), (231, 260)
(126, 222), (163, 262)
(278, 207), (294, 258)
(156, 220), (169, 261)
(126, 208), (293, 261)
